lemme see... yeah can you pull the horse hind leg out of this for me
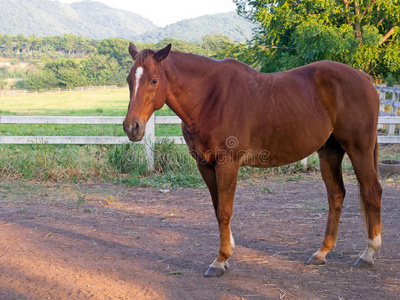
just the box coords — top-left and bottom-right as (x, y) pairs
(307, 135), (346, 265)
(348, 141), (382, 267)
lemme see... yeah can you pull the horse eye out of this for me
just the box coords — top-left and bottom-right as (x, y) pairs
(151, 79), (158, 85)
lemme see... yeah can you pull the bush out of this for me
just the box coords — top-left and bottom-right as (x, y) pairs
(25, 70), (58, 91)
(15, 80), (26, 89)
(153, 139), (197, 174)
(108, 144), (148, 174)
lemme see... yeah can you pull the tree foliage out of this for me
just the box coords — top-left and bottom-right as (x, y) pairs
(0, 33), (236, 90)
(234, 0), (400, 80)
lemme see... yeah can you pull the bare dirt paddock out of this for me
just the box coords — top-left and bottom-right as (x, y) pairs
(0, 176), (399, 300)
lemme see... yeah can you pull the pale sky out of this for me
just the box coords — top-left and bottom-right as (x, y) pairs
(57, 0), (237, 27)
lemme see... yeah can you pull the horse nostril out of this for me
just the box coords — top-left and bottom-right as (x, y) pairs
(123, 122), (127, 133)
(133, 121), (140, 135)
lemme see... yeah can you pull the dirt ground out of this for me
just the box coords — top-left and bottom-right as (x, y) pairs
(0, 176), (399, 300)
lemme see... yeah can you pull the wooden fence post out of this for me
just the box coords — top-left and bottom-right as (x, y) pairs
(144, 114), (156, 171)
(378, 84), (386, 130)
(388, 85), (400, 135)
(300, 157), (308, 170)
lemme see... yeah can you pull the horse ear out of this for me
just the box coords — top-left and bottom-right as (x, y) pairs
(153, 44), (171, 62)
(129, 42), (139, 60)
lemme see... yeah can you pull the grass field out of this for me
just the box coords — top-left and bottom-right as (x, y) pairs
(0, 88), (182, 137)
(0, 89), (194, 185)
(1, 88), (399, 185)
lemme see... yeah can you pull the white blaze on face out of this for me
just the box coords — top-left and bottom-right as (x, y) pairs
(127, 66), (144, 133)
(134, 67), (144, 98)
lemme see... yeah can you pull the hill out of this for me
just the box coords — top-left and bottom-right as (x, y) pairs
(0, 0), (253, 42)
(135, 12), (254, 43)
(0, 0), (157, 38)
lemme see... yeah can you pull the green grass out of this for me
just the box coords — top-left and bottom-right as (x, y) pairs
(0, 89), (129, 116)
(0, 88), (182, 137)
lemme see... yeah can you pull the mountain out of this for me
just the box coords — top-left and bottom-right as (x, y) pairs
(135, 12), (254, 43)
(0, 0), (157, 38)
(0, 0), (253, 42)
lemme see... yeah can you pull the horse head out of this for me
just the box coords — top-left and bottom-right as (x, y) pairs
(123, 43), (171, 141)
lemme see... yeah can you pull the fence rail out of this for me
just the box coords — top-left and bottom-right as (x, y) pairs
(1, 85), (399, 170)
(0, 85), (120, 96)
(0, 115), (184, 171)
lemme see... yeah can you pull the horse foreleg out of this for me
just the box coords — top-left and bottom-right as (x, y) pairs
(204, 162), (239, 277)
(197, 162), (219, 217)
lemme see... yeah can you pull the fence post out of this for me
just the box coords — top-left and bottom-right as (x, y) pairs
(388, 85), (399, 135)
(378, 84), (386, 130)
(300, 157), (308, 170)
(144, 114), (156, 171)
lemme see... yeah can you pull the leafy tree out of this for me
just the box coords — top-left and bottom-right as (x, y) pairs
(44, 59), (86, 88)
(98, 38), (130, 68)
(200, 34), (232, 56)
(154, 38), (200, 54)
(1, 34), (13, 54)
(81, 55), (122, 86)
(213, 41), (257, 66)
(25, 70), (58, 91)
(234, 0), (400, 80)
(63, 33), (78, 57)
(0, 78), (6, 89)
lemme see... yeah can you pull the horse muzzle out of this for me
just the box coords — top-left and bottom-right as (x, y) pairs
(123, 119), (145, 142)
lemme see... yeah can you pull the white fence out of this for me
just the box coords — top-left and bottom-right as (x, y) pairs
(0, 85), (120, 96)
(1, 115), (399, 170)
(0, 115), (183, 171)
(1, 85), (399, 170)
(377, 84), (400, 135)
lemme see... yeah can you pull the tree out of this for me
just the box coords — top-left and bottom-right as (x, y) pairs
(200, 34), (232, 56)
(63, 33), (78, 57)
(234, 0), (400, 80)
(44, 59), (86, 88)
(0, 78), (6, 89)
(81, 55), (122, 86)
(25, 70), (58, 91)
(98, 38), (131, 68)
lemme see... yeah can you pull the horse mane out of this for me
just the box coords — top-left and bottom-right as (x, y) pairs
(136, 49), (155, 65)
(136, 48), (210, 66)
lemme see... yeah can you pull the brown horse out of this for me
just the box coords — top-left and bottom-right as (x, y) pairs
(123, 43), (382, 277)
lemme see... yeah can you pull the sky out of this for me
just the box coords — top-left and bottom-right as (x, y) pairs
(57, 0), (237, 27)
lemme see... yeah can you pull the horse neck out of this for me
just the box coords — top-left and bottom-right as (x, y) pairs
(164, 52), (216, 131)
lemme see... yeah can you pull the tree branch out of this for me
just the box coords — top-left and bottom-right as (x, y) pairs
(258, 45), (296, 50)
(361, 0), (377, 20)
(354, 0), (362, 41)
(379, 27), (395, 45)
(343, 0), (351, 24)
(376, 17), (385, 27)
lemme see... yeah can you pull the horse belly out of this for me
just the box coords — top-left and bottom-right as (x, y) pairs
(248, 118), (332, 168)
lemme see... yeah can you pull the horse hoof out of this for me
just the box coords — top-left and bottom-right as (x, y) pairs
(354, 257), (374, 268)
(306, 255), (326, 265)
(204, 267), (225, 277)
